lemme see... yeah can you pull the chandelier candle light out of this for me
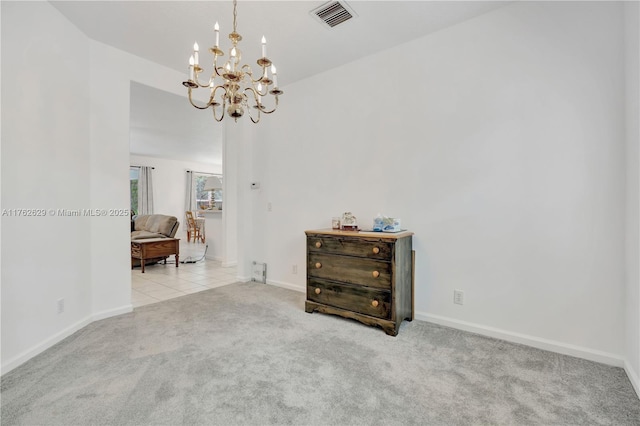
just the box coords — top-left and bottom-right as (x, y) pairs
(182, 0), (283, 123)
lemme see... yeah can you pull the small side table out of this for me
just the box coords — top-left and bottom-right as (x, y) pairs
(131, 238), (180, 273)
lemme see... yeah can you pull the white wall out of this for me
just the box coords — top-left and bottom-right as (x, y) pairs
(1, 1), (215, 372)
(251, 1), (627, 364)
(624, 1), (640, 395)
(88, 41), (196, 318)
(202, 213), (224, 261)
(1, 1), (92, 372)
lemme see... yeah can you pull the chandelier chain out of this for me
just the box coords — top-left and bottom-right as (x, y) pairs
(232, 0), (238, 34)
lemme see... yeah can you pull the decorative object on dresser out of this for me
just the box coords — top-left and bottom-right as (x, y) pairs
(305, 229), (414, 336)
(340, 212), (357, 231)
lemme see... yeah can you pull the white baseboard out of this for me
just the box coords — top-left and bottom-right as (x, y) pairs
(266, 279), (305, 293)
(92, 304), (132, 322)
(418, 311), (625, 368)
(257, 280), (626, 368)
(205, 277), (640, 399)
(222, 260), (237, 267)
(256, 280), (624, 369)
(2, 304), (132, 376)
(1, 315), (92, 375)
(624, 360), (640, 399)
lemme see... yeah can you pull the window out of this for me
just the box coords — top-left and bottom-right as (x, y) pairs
(130, 167), (139, 214)
(194, 173), (223, 210)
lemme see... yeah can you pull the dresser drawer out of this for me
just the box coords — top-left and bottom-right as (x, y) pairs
(308, 253), (391, 289)
(307, 236), (392, 260)
(307, 278), (391, 319)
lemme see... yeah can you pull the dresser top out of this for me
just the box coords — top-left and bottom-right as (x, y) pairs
(305, 229), (413, 239)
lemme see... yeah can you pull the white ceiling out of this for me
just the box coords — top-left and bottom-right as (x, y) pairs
(50, 0), (509, 162)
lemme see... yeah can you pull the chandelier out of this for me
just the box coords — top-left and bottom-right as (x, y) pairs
(182, 0), (283, 123)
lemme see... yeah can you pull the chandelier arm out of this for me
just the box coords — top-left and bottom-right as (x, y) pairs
(192, 69), (214, 88)
(243, 88), (261, 123)
(212, 97), (226, 122)
(246, 71), (268, 86)
(258, 96), (279, 114)
(256, 85), (269, 97)
(187, 88), (215, 110)
(246, 105), (261, 123)
(214, 67), (222, 77)
(213, 53), (225, 77)
(242, 64), (273, 87)
(241, 65), (259, 82)
(243, 87), (259, 102)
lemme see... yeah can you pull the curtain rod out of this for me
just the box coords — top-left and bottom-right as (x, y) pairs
(186, 170), (221, 176)
(131, 165), (155, 169)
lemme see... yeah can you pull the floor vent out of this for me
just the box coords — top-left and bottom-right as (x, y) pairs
(252, 261), (267, 284)
(311, 1), (357, 28)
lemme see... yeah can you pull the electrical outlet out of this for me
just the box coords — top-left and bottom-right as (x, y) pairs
(292, 264), (298, 274)
(57, 298), (65, 314)
(453, 290), (464, 305)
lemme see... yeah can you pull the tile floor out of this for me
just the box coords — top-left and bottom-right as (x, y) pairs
(131, 241), (237, 308)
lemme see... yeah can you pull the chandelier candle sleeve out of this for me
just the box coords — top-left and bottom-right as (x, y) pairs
(181, 0), (283, 123)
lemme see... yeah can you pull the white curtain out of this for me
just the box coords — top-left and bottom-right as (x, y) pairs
(185, 171), (196, 213)
(138, 166), (154, 215)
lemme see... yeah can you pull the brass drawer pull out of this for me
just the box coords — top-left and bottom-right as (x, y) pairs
(372, 247), (380, 254)
(315, 262), (322, 269)
(315, 241), (322, 248)
(315, 288), (321, 295)
(372, 300), (379, 307)
(372, 271), (380, 278)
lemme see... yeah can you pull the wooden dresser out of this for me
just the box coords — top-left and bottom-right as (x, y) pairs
(305, 229), (413, 336)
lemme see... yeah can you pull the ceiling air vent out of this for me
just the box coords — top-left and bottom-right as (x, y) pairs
(311, 1), (357, 28)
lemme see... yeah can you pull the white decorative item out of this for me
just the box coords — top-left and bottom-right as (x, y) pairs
(341, 212), (357, 231)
